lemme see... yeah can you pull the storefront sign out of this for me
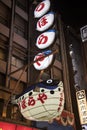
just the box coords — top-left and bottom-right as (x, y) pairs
(76, 90), (87, 124)
(36, 12), (54, 32)
(0, 122), (39, 130)
(0, 122), (16, 130)
(11, 79), (65, 122)
(33, 50), (53, 70)
(80, 25), (87, 42)
(36, 29), (56, 49)
(34, 0), (50, 18)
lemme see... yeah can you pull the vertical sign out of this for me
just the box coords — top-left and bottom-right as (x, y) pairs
(80, 25), (87, 42)
(76, 90), (87, 124)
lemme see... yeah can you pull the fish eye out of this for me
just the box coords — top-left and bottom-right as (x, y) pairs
(46, 79), (53, 84)
(29, 91), (32, 96)
(50, 90), (54, 94)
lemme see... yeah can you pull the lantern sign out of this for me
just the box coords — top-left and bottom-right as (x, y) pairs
(36, 29), (56, 49)
(34, 0), (50, 18)
(33, 50), (53, 70)
(36, 12), (54, 32)
(76, 90), (87, 124)
(11, 79), (65, 122)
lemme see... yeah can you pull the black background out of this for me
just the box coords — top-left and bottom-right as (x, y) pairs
(53, 0), (87, 33)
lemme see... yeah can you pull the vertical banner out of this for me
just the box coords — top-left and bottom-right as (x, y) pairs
(76, 90), (87, 124)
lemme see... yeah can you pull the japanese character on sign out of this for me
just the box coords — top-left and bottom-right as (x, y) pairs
(28, 96), (35, 106)
(35, 54), (45, 66)
(38, 34), (48, 44)
(35, 3), (45, 12)
(38, 16), (48, 28)
(37, 93), (47, 103)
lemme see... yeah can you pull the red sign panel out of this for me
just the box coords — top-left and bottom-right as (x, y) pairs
(0, 122), (39, 130)
(0, 122), (16, 130)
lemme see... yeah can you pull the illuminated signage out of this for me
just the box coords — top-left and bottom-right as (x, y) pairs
(0, 122), (16, 130)
(33, 50), (53, 70)
(34, 0), (50, 18)
(76, 90), (87, 124)
(80, 25), (87, 42)
(11, 79), (65, 122)
(36, 29), (56, 49)
(0, 122), (40, 130)
(36, 12), (54, 32)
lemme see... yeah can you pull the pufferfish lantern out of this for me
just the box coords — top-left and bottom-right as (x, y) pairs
(11, 79), (65, 122)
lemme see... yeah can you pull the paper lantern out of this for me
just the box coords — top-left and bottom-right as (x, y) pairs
(34, 0), (50, 18)
(33, 50), (53, 70)
(36, 12), (54, 32)
(11, 79), (65, 122)
(36, 29), (56, 49)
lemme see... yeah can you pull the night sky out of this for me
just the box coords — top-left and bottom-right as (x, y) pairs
(53, 0), (87, 32)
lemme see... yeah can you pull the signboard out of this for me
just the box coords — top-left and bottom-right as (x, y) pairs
(80, 25), (87, 42)
(76, 90), (87, 124)
(36, 29), (56, 49)
(0, 122), (16, 130)
(34, 0), (50, 18)
(33, 50), (53, 70)
(0, 121), (40, 130)
(11, 79), (65, 122)
(34, 0), (55, 71)
(36, 12), (54, 32)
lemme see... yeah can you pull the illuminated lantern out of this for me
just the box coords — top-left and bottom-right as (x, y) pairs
(33, 50), (53, 70)
(36, 29), (56, 49)
(34, 0), (50, 18)
(36, 12), (54, 32)
(11, 79), (65, 122)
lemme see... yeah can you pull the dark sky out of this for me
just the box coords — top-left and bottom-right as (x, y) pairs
(53, 0), (87, 32)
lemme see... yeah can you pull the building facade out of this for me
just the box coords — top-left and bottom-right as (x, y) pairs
(0, 0), (86, 129)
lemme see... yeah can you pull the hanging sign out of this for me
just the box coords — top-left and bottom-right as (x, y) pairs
(33, 50), (53, 70)
(76, 90), (87, 124)
(80, 25), (87, 42)
(36, 29), (56, 49)
(36, 12), (54, 32)
(11, 79), (64, 122)
(34, 0), (50, 18)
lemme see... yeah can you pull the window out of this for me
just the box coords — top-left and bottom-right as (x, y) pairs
(12, 56), (25, 68)
(14, 14), (28, 39)
(12, 42), (27, 68)
(10, 78), (26, 93)
(0, 73), (6, 86)
(16, 0), (28, 12)
(0, 99), (4, 117)
(0, 1), (11, 27)
(0, 34), (8, 61)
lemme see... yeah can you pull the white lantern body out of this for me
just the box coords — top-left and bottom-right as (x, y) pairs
(33, 50), (53, 70)
(36, 29), (56, 49)
(11, 79), (64, 122)
(36, 12), (54, 32)
(34, 0), (50, 18)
